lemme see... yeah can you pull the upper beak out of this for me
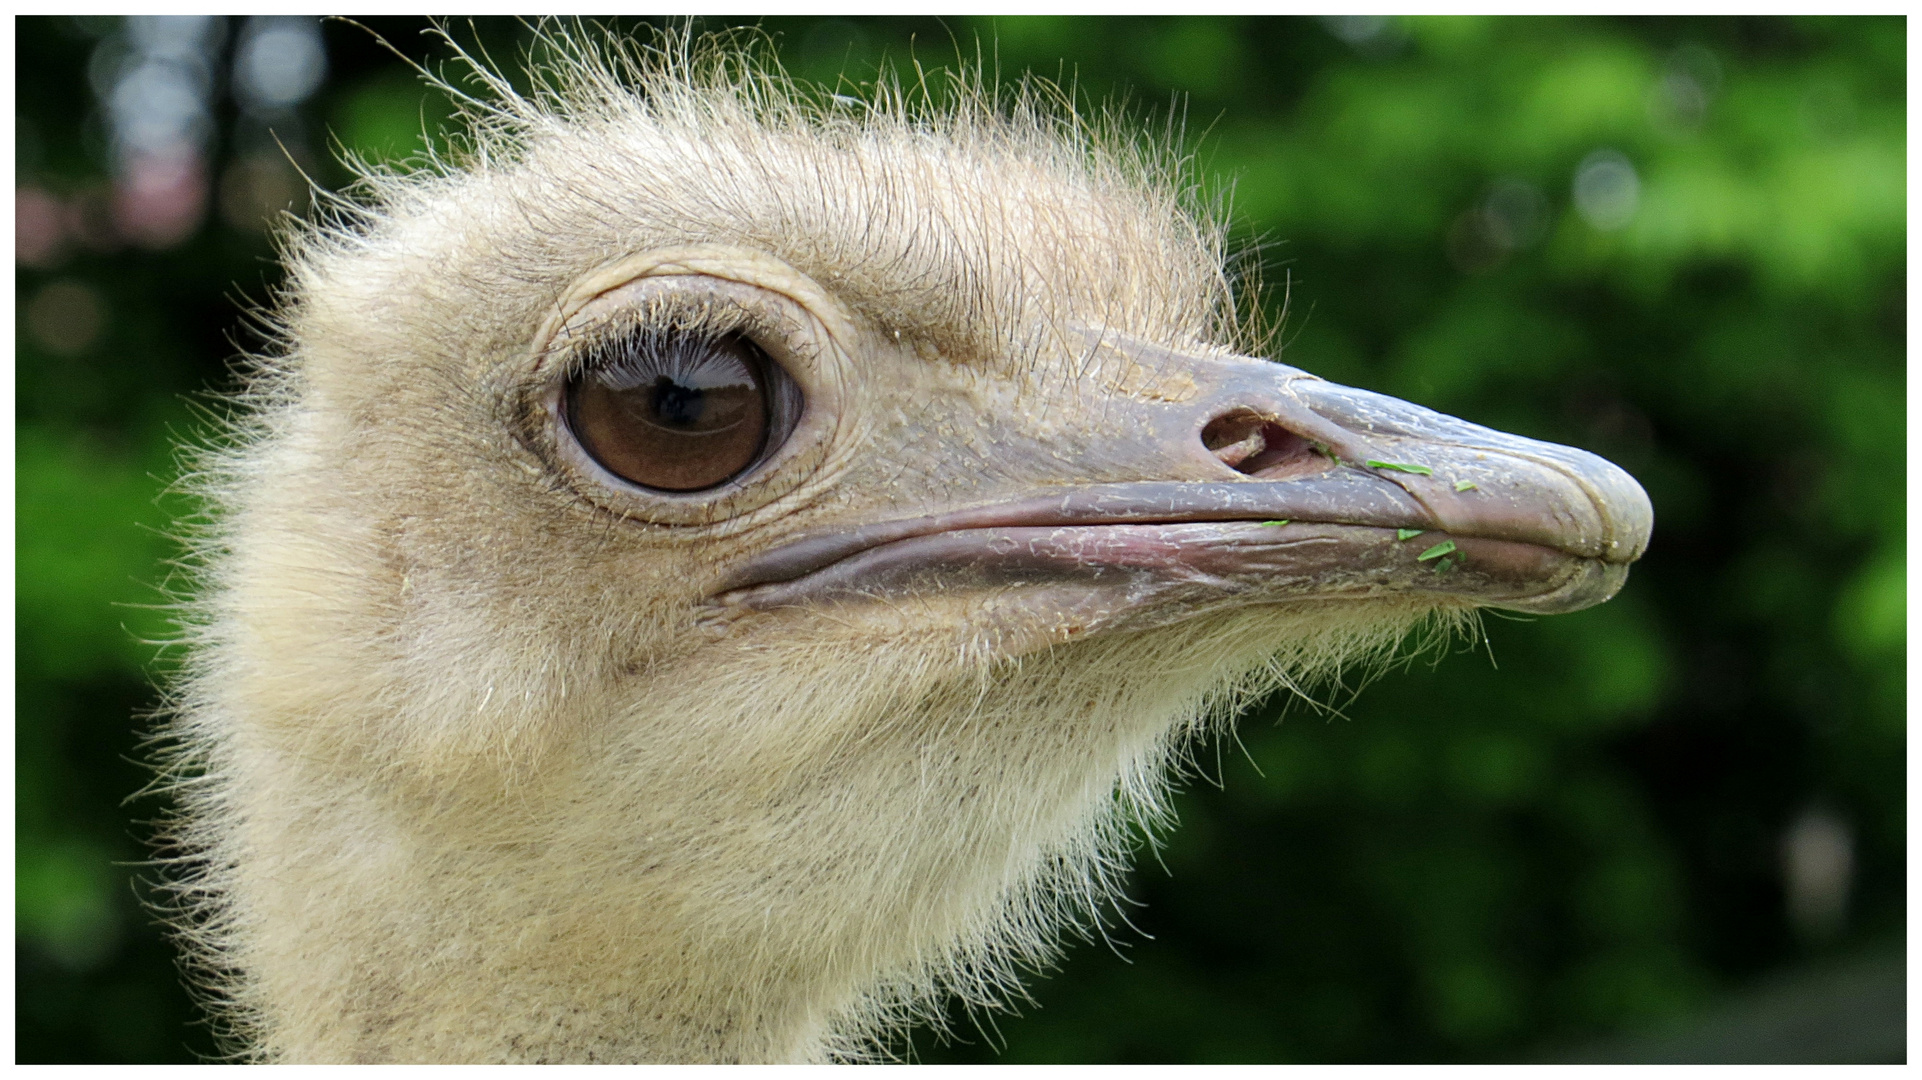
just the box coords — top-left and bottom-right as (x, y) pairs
(1234, 366), (1650, 566)
(711, 344), (1653, 627)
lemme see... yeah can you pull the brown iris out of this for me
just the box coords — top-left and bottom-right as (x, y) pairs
(565, 332), (776, 492)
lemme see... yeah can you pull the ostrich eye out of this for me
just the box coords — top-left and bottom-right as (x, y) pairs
(564, 331), (798, 492)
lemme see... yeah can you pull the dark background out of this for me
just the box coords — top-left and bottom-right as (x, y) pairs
(15, 16), (1905, 1063)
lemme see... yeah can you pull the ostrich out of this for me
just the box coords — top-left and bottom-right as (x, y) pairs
(157, 27), (1652, 1063)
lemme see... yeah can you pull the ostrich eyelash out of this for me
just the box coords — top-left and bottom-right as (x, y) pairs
(551, 293), (789, 383)
(575, 326), (742, 389)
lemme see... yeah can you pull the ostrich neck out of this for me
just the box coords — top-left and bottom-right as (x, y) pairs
(225, 654), (1186, 1063)
(238, 749), (896, 1062)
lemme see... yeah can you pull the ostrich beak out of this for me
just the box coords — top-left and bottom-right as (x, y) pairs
(713, 343), (1652, 636)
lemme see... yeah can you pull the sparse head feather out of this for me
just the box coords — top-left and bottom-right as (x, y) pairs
(153, 21), (1453, 1063)
(301, 22), (1251, 378)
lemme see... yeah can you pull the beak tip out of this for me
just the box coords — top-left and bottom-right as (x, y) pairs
(1593, 459), (1656, 566)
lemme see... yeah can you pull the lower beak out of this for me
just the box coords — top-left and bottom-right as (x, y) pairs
(711, 349), (1653, 631)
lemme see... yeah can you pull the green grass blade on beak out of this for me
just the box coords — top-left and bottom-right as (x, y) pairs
(1367, 460), (1433, 476)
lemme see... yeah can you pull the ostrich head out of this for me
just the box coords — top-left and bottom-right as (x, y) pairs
(162, 27), (1652, 1063)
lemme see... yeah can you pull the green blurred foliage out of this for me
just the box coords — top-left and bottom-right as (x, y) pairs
(15, 15), (1903, 1063)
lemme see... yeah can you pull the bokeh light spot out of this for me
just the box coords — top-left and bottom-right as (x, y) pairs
(1781, 806), (1854, 943)
(219, 153), (309, 233)
(25, 279), (108, 356)
(1574, 149), (1640, 231)
(16, 186), (69, 267)
(234, 17), (328, 111)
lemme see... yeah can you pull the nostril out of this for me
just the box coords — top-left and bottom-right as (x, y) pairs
(1201, 409), (1320, 478)
(1201, 411), (1267, 469)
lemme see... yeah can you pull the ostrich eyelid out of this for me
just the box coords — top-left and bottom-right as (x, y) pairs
(532, 246), (863, 375)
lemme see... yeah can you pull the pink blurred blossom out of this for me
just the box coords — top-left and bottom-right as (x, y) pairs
(112, 152), (208, 250)
(16, 187), (68, 267)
